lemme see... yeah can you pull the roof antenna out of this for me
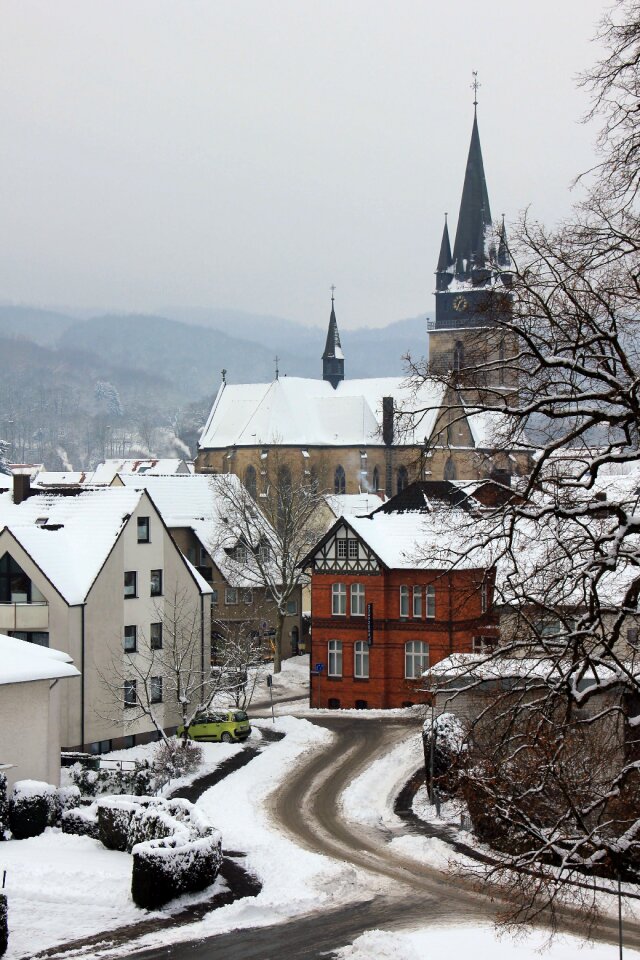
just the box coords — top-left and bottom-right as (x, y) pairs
(221, 368), (227, 384)
(471, 70), (480, 114)
(274, 355), (280, 381)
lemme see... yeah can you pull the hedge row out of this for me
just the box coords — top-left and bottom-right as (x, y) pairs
(8, 781), (81, 840)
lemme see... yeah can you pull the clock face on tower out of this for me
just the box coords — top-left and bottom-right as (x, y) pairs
(453, 295), (469, 313)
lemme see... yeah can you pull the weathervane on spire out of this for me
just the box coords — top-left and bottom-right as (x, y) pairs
(330, 284), (336, 304)
(274, 355), (280, 380)
(471, 70), (480, 111)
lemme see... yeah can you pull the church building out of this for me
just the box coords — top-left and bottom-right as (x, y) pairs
(196, 102), (523, 495)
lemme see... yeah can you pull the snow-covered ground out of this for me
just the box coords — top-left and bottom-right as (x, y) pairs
(337, 924), (640, 960)
(4, 697), (640, 960)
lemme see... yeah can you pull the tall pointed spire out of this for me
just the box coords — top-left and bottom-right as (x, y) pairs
(322, 287), (344, 389)
(452, 108), (492, 277)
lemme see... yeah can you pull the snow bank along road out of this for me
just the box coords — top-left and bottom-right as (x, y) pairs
(130, 714), (640, 960)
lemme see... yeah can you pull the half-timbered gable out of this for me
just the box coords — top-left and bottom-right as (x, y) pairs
(307, 520), (382, 576)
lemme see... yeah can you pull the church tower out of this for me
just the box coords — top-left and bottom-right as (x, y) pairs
(429, 88), (513, 383)
(322, 290), (344, 389)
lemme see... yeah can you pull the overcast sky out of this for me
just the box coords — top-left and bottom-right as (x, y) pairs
(0, 0), (608, 329)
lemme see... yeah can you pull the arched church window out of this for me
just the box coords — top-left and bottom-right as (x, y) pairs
(453, 340), (464, 372)
(244, 465), (257, 499)
(334, 465), (346, 495)
(372, 466), (380, 493)
(444, 457), (457, 481)
(397, 465), (408, 494)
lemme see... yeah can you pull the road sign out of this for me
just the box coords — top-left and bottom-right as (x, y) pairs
(315, 663), (324, 673)
(266, 675), (272, 688)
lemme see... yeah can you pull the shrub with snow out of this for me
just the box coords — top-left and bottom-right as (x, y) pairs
(422, 712), (466, 797)
(131, 831), (222, 910)
(0, 893), (7, 957)
(0, 773), (7, 839)
(9, 781), (58, 839)
(60, 803), (100, 840)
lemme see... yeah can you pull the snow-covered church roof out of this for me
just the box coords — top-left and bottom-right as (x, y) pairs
(199, 376), (446, 449)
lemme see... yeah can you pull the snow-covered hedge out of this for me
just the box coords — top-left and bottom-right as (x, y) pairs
(61, 802), (100, 840)
(131, 831), (222, 909)
(0, 893), (7, 957)
(93, 794), (222, 908)
(8, 781), (59, 839)
(0, 773), (7, 839)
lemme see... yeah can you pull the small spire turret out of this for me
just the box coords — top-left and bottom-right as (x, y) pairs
(435, 214), (453, 291)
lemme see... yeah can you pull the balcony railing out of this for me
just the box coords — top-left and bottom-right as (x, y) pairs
(0, 602), (49, 631)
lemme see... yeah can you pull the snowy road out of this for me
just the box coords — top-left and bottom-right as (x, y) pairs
(126, 714), (640, 960)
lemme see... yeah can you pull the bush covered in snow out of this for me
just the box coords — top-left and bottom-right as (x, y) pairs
(93, 793), (222, 908)
(8, 781), (59, 839)
(60, 802), (100, 840)
(68, 741), (202, 800)
(131, 831), (222, 910)
(0, 773), (7, 839)
(422, 712), (466, 797)
(68, 761), (152, 799)
(0, 893), (7, 957)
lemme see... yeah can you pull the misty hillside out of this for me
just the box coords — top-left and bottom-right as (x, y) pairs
(0, 303), (431, 468)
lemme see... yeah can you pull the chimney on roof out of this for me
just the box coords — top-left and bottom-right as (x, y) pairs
(382, 397), (394, 447)
(13, 474), (31, 505)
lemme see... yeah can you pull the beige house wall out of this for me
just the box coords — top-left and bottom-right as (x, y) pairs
(84, 492), (211, 749)
(0, 678), (71, 789)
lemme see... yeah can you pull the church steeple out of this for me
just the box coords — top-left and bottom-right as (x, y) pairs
(452, 110), (492, 279)
(322, 288), (344, 389)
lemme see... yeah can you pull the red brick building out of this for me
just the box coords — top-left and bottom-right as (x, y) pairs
(302, 482), (499, 709)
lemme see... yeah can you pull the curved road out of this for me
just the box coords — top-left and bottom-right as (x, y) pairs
(131, 715), (640, 960)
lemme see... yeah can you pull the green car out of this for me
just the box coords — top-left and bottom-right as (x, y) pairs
(177, 710), (251, 743)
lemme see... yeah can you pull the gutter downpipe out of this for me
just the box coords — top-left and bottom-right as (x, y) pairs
(448, 573), (453, 655)
(81, 604), (86, 750)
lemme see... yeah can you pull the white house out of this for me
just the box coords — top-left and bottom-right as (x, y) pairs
(0, 478), (212, 753)
(0, 633), (79, 788)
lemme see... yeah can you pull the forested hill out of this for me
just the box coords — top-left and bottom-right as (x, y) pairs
(0, 304), (431, 469)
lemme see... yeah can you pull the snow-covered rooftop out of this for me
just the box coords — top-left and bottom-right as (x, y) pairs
(117, 473), (277, 588)
(324, 493), (384, 518)
(0, 633), (79, 685)
(0, 487), (146, 604)
(346, 510), (490, 570)
(199, 376), (446, 449)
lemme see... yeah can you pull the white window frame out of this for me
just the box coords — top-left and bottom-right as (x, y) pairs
(354, 640), (369, 679)
(412, 586), (422, 618)
(225, 587), (238, 605)
(348, 539), (359, 560)
(405, 640), (429, 679)
(286, 599), (298, 615)
(332, 583), (347, 616)
(337, 539), (347, 559)
(350, 583), (365, 616)
(426, 585), (436, 619)
(328, 639), (343, 677)
(399, 585), (409, 618)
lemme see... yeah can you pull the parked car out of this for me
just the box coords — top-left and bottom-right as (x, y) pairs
(177, 710), (251, 743)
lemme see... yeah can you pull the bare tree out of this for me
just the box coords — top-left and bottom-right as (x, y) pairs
(210, 455), (327, 673)
(407, 0), (640, 926)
